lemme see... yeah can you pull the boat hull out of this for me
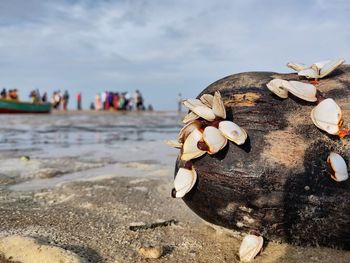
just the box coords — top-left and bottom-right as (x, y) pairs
(0, 99), (51, 114)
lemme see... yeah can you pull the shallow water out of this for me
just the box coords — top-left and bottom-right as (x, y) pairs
(0, 111), (182, 190)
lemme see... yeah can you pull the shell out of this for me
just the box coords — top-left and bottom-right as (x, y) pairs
(183, 98), (205, 109)
(164, 140), (183, 148)
(266, 79), (317, 102)
(200, 94), (214, 108)
(239, 235), (263, 262)
(212, 91), (226, 119)
(319, 58), (345, 78)
(287, 81), (317, 102)
(295, 58), (345, 79)
(192, 105), (216, 121)
(183, 111), (199, 124)
(218, 121), (247, 145)
(202, 126), (227, 154)
(310, 98), (342, 135)
(178, 120), (201, 143)
(174, 167), (197, 198)
(298, 68), (319, 79)
(181, 128), (206, 161)
(327, 152), (349, 182)
(266, 79), (289, 99)
(287, 62), (309, 72)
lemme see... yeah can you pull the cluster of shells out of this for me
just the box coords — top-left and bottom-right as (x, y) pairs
(167, 58), (349, 262)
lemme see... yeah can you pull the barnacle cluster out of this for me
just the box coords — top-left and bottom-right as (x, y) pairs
(267, 58), (349, 182)
(167, 91), (248, 198)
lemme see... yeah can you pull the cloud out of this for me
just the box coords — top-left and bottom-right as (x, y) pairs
(0, 0), (349, 109)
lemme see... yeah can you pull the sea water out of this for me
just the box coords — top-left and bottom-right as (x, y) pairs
(0, 111), (182, 191)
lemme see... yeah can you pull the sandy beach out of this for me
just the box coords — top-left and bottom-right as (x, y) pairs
(1, 111), (350, 262)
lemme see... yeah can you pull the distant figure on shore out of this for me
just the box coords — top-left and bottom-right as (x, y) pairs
(42, 92), (47, 103)
(62, 90), (69, 110)
(51, 91), (61, 109)
(177, 93), (182, 112)
(1, 88), (6, 99)
(95, 93), (101, 111)
(76, 92), (82, 110)
(29, 89), (41, 103)
(90, 102), (95, 110)
(9, 89), (19, 100)
(148, 104), (153, 111)
(134, 90), (144, 110)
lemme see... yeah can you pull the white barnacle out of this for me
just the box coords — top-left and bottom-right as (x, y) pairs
(181, 128), (206, 161)
(218, 121), (247, 145)
(327, 152), (348, 182)
(212, 91), (226, 119)
(202, 126), (227, 154)
(183, 99), (216, 121)
(266, 79), (317, 102)
(310, 98), (342, 135)
(239, 234), (264, 262)
(266, 79), (289, 99)
(173, 167), (197, 198)
(287, 58), (345, 79)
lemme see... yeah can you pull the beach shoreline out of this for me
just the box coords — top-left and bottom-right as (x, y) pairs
(1, 169), (350, 262)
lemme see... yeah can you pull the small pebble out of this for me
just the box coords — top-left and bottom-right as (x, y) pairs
(138, 245), (163, 259)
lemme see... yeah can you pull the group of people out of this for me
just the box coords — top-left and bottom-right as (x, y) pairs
(50, 90), (71, 110)
(1, 88), (19, 100)
(93, 90), (147, 111)
(1, 87), (152, 112)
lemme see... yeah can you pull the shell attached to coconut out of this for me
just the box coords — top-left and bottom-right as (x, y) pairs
(173, 64), (350, 250)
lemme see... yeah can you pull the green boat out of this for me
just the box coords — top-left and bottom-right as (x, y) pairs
(0, 99), (51, 113)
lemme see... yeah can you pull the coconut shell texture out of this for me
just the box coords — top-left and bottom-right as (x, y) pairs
(175, 65), (350, 249)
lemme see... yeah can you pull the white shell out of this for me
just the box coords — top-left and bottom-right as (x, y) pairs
(266, 79), (289, 99)
(183, 98), (205, 109)
(319, 58), (345, 78)
(181, 128), (206, 161)
(311, 98), (342, 135)
(183, 111), (199, 124)
(327, 152), (348, 182)
(298, 68), (319, 79)
(192, 105), (216, 121)
(200, 94), (214, 108)
(212, 91), (226, 119)
(289, 58), (345, 79)
(164, 140), (183, 148)
(174, 167), (197, 198)
(202, 126), (227, 154)
(266, 79), (317, 102)
(239, 235), (264, 262)
(178, 120), (201, 143)
(287, 81), (317, 102)
(312, 60), (330, 73)
(287, 62), (309, 72)
(218, 121), (247, 145)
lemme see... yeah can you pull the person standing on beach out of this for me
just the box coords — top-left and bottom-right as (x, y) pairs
(62, 90), (69, 110)
(76, 92), (82, 110)
(42, 92), (47, 103)
(1, 88), (7, 99)
(177, 93), (182, 112)
(95, 93), (101, 111)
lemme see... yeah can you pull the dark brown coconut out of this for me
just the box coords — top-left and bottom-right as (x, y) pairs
(175, 65), (350, 249)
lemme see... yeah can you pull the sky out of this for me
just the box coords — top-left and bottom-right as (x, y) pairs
(0, 0), (350, 110)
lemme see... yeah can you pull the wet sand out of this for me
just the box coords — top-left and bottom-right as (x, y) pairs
(1, 112), (350, 262)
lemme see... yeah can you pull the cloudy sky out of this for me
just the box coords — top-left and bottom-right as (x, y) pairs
(0, 0), (349, 110)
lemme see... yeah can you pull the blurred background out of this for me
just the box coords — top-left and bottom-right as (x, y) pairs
(0, 0), (349, 110)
